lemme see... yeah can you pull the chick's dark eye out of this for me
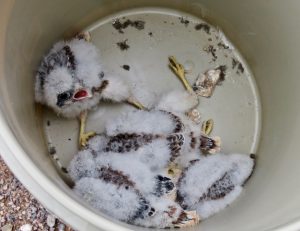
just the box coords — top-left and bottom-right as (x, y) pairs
(58, 91), (72, 100)
(56, 90), (73, 107)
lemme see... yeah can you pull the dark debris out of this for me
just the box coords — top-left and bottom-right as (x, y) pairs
(49, 146), (57, 155)
(216, 65), (227, 82)
(195, 23), (211, 34)
(179, 17), (190, 27)
(61, 167), (68, 174)
(122, 65), (130, 71)
(204, 45), (217, 61)
(232, 58), (239, 69)
(117, 39), (130, 51)
(217, 42), (229, 50)
(238, 63), (245, 74)
(232, 58), (245, 74)
(112, 19), (145, 33)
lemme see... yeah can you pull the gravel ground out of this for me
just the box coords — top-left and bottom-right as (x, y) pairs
(0, 156), (74, 231)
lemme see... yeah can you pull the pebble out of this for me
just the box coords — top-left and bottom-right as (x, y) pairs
(46, 215), (56, 227)
(1, 224), (13, 231)
(57, 224), (65, 231)
(0, 157), (73, 231)
(20, 224), (32, 231)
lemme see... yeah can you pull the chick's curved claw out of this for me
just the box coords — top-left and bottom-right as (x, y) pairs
(169, 56), (185, 78)
(127, 96), (147, 110)
(80, 131), (96, 147)
(168, 56), (194, 94)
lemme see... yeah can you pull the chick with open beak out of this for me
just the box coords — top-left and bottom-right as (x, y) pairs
(35, 32), (145, 147)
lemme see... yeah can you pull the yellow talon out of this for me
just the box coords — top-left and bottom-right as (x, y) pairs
(127, 96), (147, 110)
(80, 131), (96, 147)
(79, 111), (95, 148)
(168, 56), (194, 94)
(201, 119), (214, 136)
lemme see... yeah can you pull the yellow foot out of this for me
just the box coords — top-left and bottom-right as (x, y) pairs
(127, 96), (147, 110)
(201, 119), (214, 136)
(79, 111), (95, 148)
(80, 131), (96, 147)
(174, 210), (200, 228)
(168, 56), (194, 94)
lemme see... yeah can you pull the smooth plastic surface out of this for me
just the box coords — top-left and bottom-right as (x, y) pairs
(0, 1), (300, 231)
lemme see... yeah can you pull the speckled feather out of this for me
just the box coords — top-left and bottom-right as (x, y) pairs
(68, 90), (254, 228)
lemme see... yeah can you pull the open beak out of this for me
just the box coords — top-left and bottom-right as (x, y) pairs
(72, 88), (92, 101)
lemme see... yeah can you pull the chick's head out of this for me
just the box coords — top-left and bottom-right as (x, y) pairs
(35, 39), (105, 118)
